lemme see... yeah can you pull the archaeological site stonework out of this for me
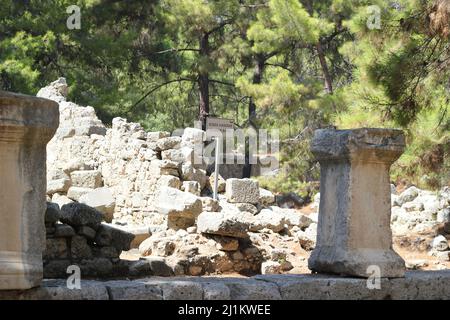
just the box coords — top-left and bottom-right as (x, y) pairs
(0, 78), (449, 299)
(309, 128), (406, 277)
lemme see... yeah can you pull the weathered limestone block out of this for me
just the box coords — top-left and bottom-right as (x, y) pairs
(0, 91), (59, 289)
(259, 188), (275, 206)
(67, 186), (93, 201)
(70, 170), (103, 188)
(155, 187), (202, 230)
(225, 178), (260, 204)
(197, 211), (249, 238)
(181, 181), (201, 196)
(79, 187), (115, 222)
(47, 178), (71, 195)
(156, 136), (181, 151)
(308, 128), (406, 278)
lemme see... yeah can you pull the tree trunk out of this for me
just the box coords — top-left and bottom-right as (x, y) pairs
(304, 0), (333, 95)
(316, 41), (333, 94)
(198, 32), (210, 128)
(248, 54), (265, 124)
(243, 54), (265, 178)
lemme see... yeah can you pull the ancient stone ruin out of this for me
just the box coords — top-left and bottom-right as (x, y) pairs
(0, 91), (59, 289)
(309, 128), (406, 277)
(0, 79), (449, 299)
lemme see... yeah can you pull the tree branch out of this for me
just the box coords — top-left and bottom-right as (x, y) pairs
(128, 78), (196, 112)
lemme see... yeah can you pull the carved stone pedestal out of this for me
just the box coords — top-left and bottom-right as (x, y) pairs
(0, 91), (59, 289)
(308, 128), (406, 278)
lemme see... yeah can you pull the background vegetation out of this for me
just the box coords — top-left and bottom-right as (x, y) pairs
(1, 0), (448, 195)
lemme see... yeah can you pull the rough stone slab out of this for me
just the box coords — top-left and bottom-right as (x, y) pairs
(1, 271), (450, 299)
(47, 178), (71, 195)
(197, 211), (250, 238)
(0, 279), (109, 300)
(70, 170), (103, 189)
(95, 224), (135, 251)
(104, 280), (163, 300)
(156, 187), (202, 230)
(60, 202), (104, 229)
(79, 187), (115, 223)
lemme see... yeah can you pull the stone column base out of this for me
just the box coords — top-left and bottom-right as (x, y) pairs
(0, 252), (43, 290)
(309, 246), (405, 278)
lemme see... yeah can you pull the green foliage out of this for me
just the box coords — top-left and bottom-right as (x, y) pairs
(0, 0), (448, 192)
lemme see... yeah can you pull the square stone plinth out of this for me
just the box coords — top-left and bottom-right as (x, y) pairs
(308, 128), (406, 278)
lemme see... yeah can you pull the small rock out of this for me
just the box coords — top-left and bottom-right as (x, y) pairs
(142, 256), (175, 276)
(44, 238), (68, 260)
(280, 260), (294, 271)
(156, 136), (181, 151)
(432, 235), (449, 251)
(259, 188), (275, 206)
(71, 235), (93, 259)
(214, 236), (239, 251)
(51, 194), (73, 209)
(397, 186), (420, 206)
(187, 226), (197, 234)
(157, 175), (182, 189)
(436, 251), (450, 262)
(261, 261), (282, 274)
(67, 187), (93, 201)
(200, 197), (220, 212)
(156, 187), (202, 230)
(95, 224), (135, 251)
(235, 203), (259, 215)
(209, 173), (226, 193)
(182, 181), (201, 196)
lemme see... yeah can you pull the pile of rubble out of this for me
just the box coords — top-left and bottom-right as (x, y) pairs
(39, 78), (449, 278)
(44, 201), (136, 278)
(40, 78), (316, 277)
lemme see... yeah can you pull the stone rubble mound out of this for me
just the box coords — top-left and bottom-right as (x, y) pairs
(41, 78), (315, 277)
(40, 78), (450, 277)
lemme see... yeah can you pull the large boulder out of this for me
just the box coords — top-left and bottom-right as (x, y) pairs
(155, 187), (202, 230)
(94, 224), (135, 252)
(197, 211), (250, 238)
(225, 178), (260, 204)
(60, 202), (104, 229)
